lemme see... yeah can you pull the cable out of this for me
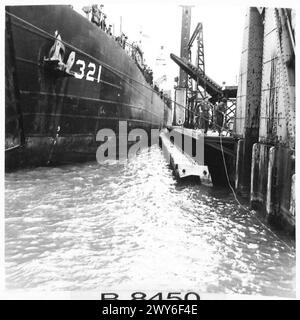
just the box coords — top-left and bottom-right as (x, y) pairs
(219, 126), (294, 253)
(6, 10), (237, 138)
(7, 8), (294, 253)
(5, 10), (158, 95)
(6, 10), (234, 136)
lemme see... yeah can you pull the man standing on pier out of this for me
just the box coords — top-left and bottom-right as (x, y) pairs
(199, 97), (211, 134)
(215, 98), (227, 135)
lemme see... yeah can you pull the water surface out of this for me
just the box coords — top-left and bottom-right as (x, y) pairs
(5, 146), (295, 297)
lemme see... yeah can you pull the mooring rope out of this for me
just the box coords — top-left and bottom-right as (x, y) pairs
(219, 129), (294, 253)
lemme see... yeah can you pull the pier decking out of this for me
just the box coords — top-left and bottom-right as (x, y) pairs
(161, 127), (237, 186)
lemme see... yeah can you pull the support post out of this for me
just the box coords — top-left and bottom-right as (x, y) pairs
(235, 7), (264, 196)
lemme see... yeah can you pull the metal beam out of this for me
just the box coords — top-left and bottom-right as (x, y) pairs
(170, 53), (223, 97)
(187, 22), (202, 49)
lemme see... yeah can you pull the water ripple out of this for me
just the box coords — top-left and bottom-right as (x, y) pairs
(5, 145), (295, 297)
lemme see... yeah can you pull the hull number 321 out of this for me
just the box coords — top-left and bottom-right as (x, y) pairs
(74, 59), (102, 83)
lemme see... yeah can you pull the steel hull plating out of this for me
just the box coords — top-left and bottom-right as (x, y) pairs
(5, 5), (171, 169)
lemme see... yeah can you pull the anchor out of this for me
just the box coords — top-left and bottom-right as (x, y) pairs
(43, 30), (76, 77)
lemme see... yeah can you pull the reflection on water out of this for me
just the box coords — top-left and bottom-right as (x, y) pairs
(5, 146), (295, 297)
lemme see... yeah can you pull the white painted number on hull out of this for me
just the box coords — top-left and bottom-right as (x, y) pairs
(74, 59), (102, 83)
(86, 62), (96, 81)
(97, 65), (102, 83)
(75, 59), (85, 79)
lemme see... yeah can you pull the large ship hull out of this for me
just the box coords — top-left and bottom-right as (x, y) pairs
(5, 5), (172, 169)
